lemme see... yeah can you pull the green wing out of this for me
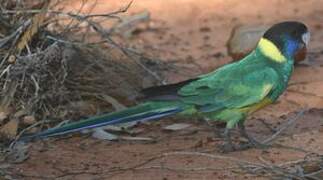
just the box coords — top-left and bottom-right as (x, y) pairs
(178, 61), (279, 112)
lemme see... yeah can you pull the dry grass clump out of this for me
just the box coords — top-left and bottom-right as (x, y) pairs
(0, 0), (169, 142)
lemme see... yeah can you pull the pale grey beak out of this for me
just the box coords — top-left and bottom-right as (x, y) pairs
(302, 31), (310, 46)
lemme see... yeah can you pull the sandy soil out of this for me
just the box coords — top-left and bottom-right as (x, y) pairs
(7, 0), (323, 179)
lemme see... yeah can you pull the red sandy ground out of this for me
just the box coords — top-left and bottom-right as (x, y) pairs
(8, 0), (323, 179)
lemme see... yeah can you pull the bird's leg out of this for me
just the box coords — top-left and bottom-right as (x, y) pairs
(221, 128), (236, 152)
(237, 121), (269, 149)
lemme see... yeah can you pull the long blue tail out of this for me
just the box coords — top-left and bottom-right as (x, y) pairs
(20, 102), (182, 141)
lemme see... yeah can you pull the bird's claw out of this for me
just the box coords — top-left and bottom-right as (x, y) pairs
(219, 139), (271, 153)
(219, 142), (236, 153)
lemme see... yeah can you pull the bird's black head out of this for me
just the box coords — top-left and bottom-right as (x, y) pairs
(259, 21), (310, 62)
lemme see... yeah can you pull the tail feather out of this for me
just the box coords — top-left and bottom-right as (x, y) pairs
(20, 103), (182, 141)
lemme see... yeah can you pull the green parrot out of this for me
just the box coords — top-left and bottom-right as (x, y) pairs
(21, 21), (310, 151)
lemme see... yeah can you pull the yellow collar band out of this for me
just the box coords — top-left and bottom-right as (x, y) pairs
(258, 38), (287, 63)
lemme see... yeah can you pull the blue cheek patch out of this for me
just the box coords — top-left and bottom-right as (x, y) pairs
(284, 38), (299, 58)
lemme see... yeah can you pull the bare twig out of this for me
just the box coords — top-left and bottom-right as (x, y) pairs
(161, 151), (264, 166)
(289, 80), (323, 87)
(9, 120), (50, 149)
(134, 165), (238, 172)
(262, 109), (306, 144)
(158, 151), (322, 179)
(3, 0), (164, 83)
(1, 1), (133, 19)
(287, 89), (323, 99)
(0, 0), (168, 140)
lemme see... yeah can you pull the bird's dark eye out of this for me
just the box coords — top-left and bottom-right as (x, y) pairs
(291, 30), (299, 38)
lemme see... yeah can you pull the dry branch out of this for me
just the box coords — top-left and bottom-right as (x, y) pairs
(0, 0), (171, 142)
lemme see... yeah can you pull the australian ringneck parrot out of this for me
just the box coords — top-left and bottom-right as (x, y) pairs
(21, 21), (310, 150)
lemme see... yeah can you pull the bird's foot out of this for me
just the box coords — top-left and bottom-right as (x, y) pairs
(237, 121), (271, 150)
(219, 142), (236, 153)
(218, 128), (237, 153)
(216, 127), (270, 153)
(219, 136), (271, 152)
